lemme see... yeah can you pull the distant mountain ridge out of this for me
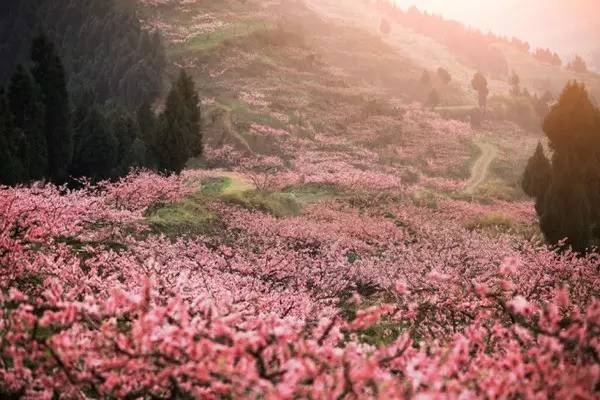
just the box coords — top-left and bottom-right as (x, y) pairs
(392, 0), (598, 63)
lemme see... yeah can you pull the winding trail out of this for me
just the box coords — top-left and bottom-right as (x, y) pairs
(463, 139), (498, 194)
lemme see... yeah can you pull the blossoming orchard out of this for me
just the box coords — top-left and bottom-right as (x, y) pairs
(1, 163), (598, 398)
(2, 0), (600, 398)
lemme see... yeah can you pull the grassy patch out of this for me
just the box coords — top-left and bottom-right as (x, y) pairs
(145, 193), (219, 236)
(200, 176), (232, 195)
(171, 20), (270, 55)
(284, 183), (343, 204)
(466, 212), (514, 233)
(222, 190), (301, 217)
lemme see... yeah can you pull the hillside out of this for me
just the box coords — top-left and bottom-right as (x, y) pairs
(1, 1), (598, 398)
(137, 0), (540, 200)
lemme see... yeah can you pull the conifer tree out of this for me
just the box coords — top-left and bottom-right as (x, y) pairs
(70, 107), (118, 181)
(31, 35), (72, 183)
(137, 100), (158, 167)
(8, 65), (47, 180)
(540, 156), (592, 252)
(156, 84), (189, 173)
(174, 70), (202, 157)
(523, 82), (600, 251)
(0, 89), (23, 185)
(522, 143), (551, 202)
(471, 72), (489, 110)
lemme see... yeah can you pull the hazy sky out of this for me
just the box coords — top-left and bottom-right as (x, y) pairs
(391, 0), (599, 58)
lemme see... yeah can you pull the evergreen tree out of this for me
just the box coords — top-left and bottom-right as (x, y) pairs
(174, 70), (202, 157)
(471, 72), (489, 110)
(137, 100), (158, 167)
(8, 65), (47, 181)
(156, 86), (189, 174)
(540, 157), (592, 252)
(70, 106), (118, 181)
(121, 138), (148, 171)
(31, 35), (72, 183)
(567, 55), (588, 73)
(107, 107), (139, 174)
(521, 143), (551, 210)
(0, 89), (24, 185)
(523, 82), (600, 251)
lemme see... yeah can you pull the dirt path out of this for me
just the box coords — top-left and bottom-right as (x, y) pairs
(464, 139), (498, 194)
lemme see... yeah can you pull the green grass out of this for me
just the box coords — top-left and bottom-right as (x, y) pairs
(466, 212), (514, 233)
(170, 21), (270, 55)
(145, 193), (219, 236)
(284, 183), (343, 205)
(222, 190), (301, 217)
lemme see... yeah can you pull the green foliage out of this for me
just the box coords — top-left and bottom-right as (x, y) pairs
(222, 191), (301, 218)
(31, 35), (72, 183)
(8, 65), (47, 181)
(0, 90), (25, 185)
(145, 194), (218, 237)
(70, 107), (118, 181)
(157, 89), (190, 174)
(0, 0), (166, 110)
(156, 70), (203, 173)
(522, 143), (551, 199)
(540, 159), (592, 252)
(524, 82), (600, 251)
(543, 82), (599, 154)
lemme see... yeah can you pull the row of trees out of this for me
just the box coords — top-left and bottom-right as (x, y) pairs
(0, 37), (202, 185)
(373, 1), (509, 77)
(0, 0), (166, 109)
(522, 82), (600, 251)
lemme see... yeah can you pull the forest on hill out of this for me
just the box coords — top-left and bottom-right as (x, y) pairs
(0, 0), (598, 398)
(0, 0), (205, 184)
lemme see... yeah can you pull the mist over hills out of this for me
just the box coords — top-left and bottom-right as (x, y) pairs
(392, 0), (600, 69)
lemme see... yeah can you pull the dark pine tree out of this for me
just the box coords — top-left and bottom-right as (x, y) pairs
(137, 100), (158, 167)
(156, 85), (189, 174)
(107, 107), (140, 175)
(523, 82), (600, 251)
(471, 72), (489, 110)
(521, 143), (551, 204)
(31, 35), (72, 183)
(8, 64), (47, 181)
(0, 89), (25, 185)
(540, 156), (592, 252)
(70, 106), (118, 181)
(174, 70), (202, 157)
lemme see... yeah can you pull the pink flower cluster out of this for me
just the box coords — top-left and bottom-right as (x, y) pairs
(0, 172), (598, 398)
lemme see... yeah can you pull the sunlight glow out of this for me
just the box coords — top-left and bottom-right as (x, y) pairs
(391, 0), (599, 56)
